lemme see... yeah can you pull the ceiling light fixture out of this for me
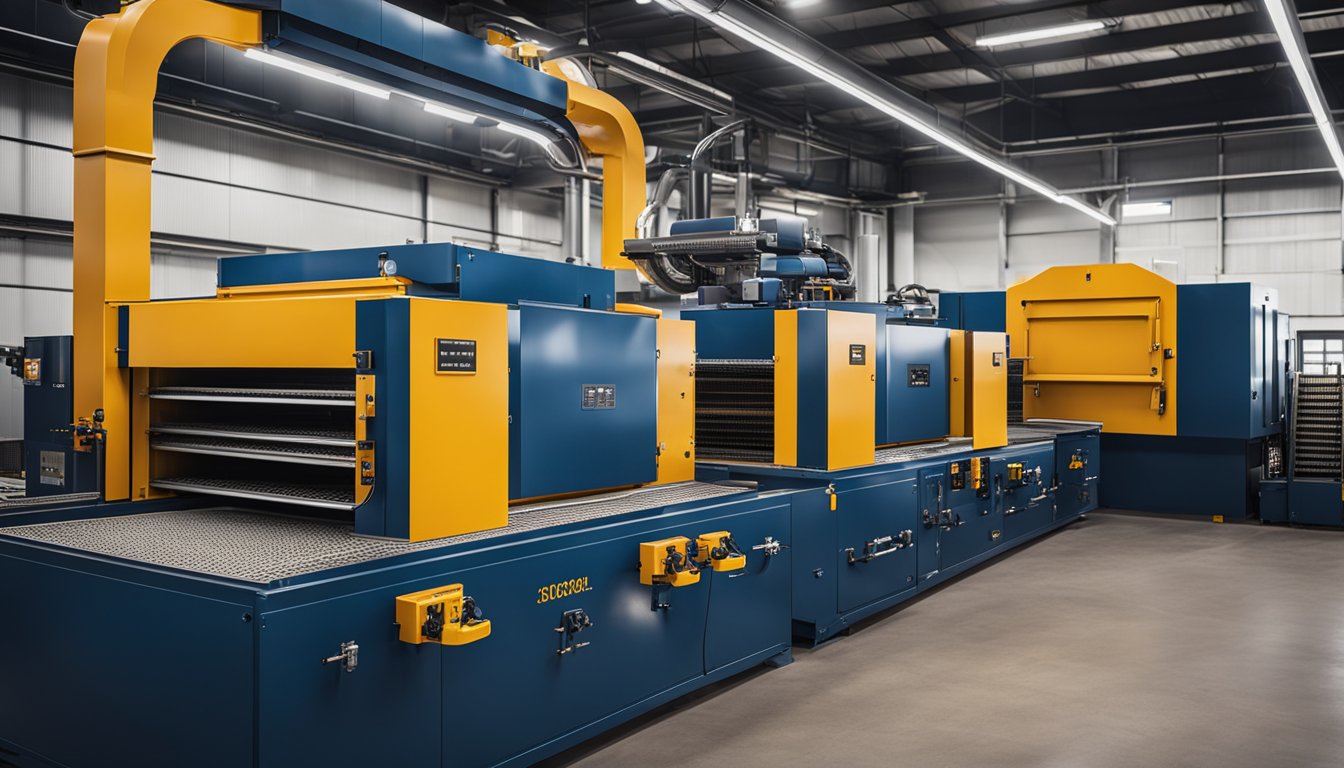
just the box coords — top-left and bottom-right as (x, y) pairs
(612, 51), (734, 102)
(976, 21), (1108, 49)
(422, 101), (480, 124)
(1264, 0), (1344, 180)
(1121, 200), (1173, 219)
(244, 48), (392, 100)
(659, 0), (1115, 225)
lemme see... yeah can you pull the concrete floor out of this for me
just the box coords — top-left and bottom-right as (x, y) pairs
(545, 512), (1344, 768)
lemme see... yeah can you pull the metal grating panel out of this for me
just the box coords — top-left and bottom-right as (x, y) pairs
(1292, 375), (1343, 479)
(874, 422), (1091, 465)
(695, 359), (775, 463)
(0, 482), (745, 584)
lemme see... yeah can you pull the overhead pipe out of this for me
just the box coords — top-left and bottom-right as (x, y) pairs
(689, 118), (750, 219)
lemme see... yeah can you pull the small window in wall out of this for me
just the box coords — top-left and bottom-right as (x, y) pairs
(1299, 332), (1344, 375)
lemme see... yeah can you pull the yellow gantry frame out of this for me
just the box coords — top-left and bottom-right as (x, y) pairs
(73, 0), (262, 500)
(72, 0), (653, 501)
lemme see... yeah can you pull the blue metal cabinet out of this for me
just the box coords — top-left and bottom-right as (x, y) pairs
(883, 325), (950, 445)
(1056, 432), (1100, 519)
(835, 478), (918, 613)
(509, 304), (658, 499)
(996, 446), (1056, 541)
(0, 555), (255, 768)
(704, 503), (793, 673)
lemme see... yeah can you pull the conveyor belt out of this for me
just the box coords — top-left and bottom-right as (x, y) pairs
(0, 491), (102, 511)
(149, 387), (355, 406)
(873, 421), (1097, 465)
(152, 423), (354, 447)
(0, 482), (747, 584)
(151, 478), (357, 510)
(151, 437), (355, 468)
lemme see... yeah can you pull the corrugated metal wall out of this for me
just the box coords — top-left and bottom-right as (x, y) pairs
(908, 128), (1344, 328)
(0, 72), (572, 436)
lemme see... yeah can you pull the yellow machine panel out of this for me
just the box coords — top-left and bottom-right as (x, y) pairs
(395, 584), (491, 646)
(655, 319), (696, 485)
(407, 298), (509, 541)
(773, 310), (799, 467)
(826, 310), (877, 470)
(1007, 264), (1177, 435)
(127, 294), (374, 369)
(968, 332), (1008, 450)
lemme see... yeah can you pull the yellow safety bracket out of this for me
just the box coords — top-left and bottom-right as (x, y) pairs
(395, 584), (491, 646)
(72, 0), (262, 500)
(695, 531), (747, 573)
(639, 537), (700, 587)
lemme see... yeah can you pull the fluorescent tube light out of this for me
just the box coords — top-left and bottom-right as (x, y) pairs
(497, 122), (555, 148)
(244, 48), (391, 100)
(662, 0), (1115, 226)
(1264, 0), (1344, 180)
(1121, 201), (1173, 218)
(612, 51), (734, 102)
(976, 21), (1107, 48)
(423, 101), (481, 124)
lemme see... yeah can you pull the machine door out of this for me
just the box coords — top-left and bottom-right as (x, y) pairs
(836, 478), (919, 613)
(937, 459), (1001, 571)
(705, 503), (793, 672)
(1056, 433), (1100, 518)
(917, 470), (945, 581)
(441, 526), (710, 768)
(998, 447), (1056, 542)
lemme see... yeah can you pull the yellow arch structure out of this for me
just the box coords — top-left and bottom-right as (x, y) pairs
(73, 0), (262, 500)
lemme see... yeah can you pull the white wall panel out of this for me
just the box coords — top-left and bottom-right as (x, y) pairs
(913, 203), (999, 290)
(1226, 272), (1344, 316)
(1007, 230), (1101, 285)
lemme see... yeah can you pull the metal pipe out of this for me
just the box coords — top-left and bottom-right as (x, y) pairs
(635, 167), (690, 238)
(689, 119), (750, 219)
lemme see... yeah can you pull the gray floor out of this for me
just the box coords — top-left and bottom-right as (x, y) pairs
(549, 512), (1344, 768)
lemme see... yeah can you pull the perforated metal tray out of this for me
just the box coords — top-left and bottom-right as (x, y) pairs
(0, 482), (746, 584)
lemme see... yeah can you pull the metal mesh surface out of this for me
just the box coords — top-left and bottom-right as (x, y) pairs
(0, 482), (745, 584)
(153, 423), (354, 447)
(152, 437), (355, 467)
(873, 421), (1093, 465)
(696, 359), (775, 463)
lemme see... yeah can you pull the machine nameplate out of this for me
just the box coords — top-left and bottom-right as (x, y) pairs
(849, 344), (867, 365)
(436, 338), (476, 373)
(537, 576), (593, 604)
(23, 358), (40, 385)
(582, 384), (616, 410)
(908, 364), (931, 387)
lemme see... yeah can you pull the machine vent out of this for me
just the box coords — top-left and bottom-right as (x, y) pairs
(1007, 358), (1025, 425)
(1291, 374), (1343, 480)
(146, 368), (358, 513)
(695, 359), (775, 463)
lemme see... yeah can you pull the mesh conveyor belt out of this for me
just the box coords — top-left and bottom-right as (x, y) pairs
(873, 422), (1096, 465)
(151, 437), (355, 467)
(0, 483), (747, 584)
(0, 492), (102, 511)
(624, 233), (761, 257)
(152, 423), (354, 447)
(151, 478), (358, 510)
(149, 387), (355, 406)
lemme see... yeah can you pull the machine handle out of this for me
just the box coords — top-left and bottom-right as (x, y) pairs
(846, 530), (913, 564)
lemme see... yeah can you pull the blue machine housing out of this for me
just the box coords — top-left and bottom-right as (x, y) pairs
(213, 0), (575, 140)
(935, 291), (1006, 334)
(509, 304), (657, 499)
(19, 336), (95, 498)
(698, 424), (1100, 644)
(220, 242), (616, 310)
(940, 281), (1286, 519)
(0, 486), (795, 768)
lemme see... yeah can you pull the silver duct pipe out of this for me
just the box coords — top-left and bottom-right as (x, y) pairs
(689, 119), (750, 219)
(635, 167), (690, 238)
